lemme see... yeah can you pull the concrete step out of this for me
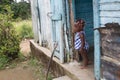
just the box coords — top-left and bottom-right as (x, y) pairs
(30, 40), (94, 80)
(53, 75), (72, 80)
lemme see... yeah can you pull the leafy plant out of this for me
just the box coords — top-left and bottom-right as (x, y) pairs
(13, 20), (33, 39)
(11, 2), (31, 20)
(19, 24), (33, 39)
(0, 55), (9, 70)
(0, 13), (20, 60)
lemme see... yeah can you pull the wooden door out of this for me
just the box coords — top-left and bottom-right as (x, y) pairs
(50, 0), (65, 63)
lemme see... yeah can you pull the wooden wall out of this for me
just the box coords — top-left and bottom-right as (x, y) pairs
(100, 23), (120, 80)
(31, 0), (53, 50)
(99, 0), (120, 27)
(30, 0), (39, 43)
(38, 0), (53, 50)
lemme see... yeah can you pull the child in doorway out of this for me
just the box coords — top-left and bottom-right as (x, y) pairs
(73, 19), (89, 69)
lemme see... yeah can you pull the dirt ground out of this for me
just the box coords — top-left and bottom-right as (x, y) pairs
(20, 39), (31, 57)
(0, 39), (42, 80)
(0, 61), (35, 80)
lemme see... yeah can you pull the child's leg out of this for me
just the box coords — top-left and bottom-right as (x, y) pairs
(80, 49), (88, 69)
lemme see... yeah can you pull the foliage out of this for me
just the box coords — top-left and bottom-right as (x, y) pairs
(28, 56), (53, 80)
(0, 0), (13, 4)
(11, 2), (31, 20)
(0, 0), (31, 70)
(0, 0), (31, 20)
(0, 55), (9, 70)
(0, 5), (13, 18)
(0, 13), (20, 60)
(19, 24), (33, 39)
(28, 57), (40, 67)
(0, 0), (13, 15)
(13, 20), (33, 39)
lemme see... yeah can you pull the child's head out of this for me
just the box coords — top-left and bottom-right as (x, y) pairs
(73, 19), (85, 33)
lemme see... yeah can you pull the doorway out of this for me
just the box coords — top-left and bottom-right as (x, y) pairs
(74, 0), (94, 60)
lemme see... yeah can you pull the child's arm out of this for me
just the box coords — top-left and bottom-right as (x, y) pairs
(79, 33), (85, 52)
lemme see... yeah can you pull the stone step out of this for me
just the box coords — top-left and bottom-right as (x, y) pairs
(53, 75), (72, 80)
(30, 40), (94, 80)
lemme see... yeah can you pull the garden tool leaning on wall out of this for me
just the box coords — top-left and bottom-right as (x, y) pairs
(46, 42), (58, 80)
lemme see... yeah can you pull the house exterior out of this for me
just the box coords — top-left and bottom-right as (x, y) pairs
(30, 0), (120, 80)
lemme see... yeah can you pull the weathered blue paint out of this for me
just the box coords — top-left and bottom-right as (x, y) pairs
(75, 0), (94, 46)
(72, 0), (76, 20)
(50, 0), (64, 63)
(100, 0), (120, 3)
(93, 0), (101, 80)
(31, 0), (120, 79)
(51, 13), (62, 21)
(63, 0), (70, 56)
(99, 0), (120, 26)
(100, 3), (120, 11)
(65, 0), (71, 41)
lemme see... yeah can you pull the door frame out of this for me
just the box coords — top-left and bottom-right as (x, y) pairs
(70, 0), (101, 80)
(93, 0), (101, 80)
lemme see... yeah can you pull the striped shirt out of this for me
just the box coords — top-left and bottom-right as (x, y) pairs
(74, 31), (89, 51)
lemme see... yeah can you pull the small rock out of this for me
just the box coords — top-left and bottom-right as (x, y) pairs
(6, 67), (9, 69)
(37, 78), (39, 80)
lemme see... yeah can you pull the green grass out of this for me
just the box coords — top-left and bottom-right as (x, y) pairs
(12, 20), (33, 39)
(28, 57), (53, 80)
(0, 52), (26, 70)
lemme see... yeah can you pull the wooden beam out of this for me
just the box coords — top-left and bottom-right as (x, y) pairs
(68, 0), (75, 61)
(93, 0), (101, 80)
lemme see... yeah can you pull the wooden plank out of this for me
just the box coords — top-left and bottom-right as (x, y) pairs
(64, 0), (71, 62)
(38, 0), (53, 49)
(100, 25), (120, 61)
(58, 0), (64, 63)
(100, 11), (120, 18)
(101, 56), (120, 80)
(30, 0), (39, 43)
(68, 0), (75, 61)
(101, 56), (120, 67)
(100, 3), (120, 11)
(50, 0), (65, 63)
(93, 0), (101, 80)
(100, 17), (120, 25)
(100, 0), (120, 3)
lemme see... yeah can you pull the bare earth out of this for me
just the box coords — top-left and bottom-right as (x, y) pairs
(0, 39), (38, 80)
(0, 62), (35, 80)
(20, 39), (31, 57)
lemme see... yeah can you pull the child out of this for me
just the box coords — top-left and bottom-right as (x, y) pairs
(73, 19), (89, 69)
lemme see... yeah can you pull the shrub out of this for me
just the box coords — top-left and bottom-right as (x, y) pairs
(13, 20), (33, 39)
(0, 14), (20, 60)
(11, 2), (31, 20)
(0, 55), (9, 69)
(20, 24), (33, 39)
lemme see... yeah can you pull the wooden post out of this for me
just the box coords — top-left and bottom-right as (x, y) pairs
(30, 0), (39, 43)
(93, 0), (101, 80)
(68, 0), (75, 61)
